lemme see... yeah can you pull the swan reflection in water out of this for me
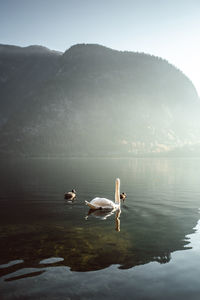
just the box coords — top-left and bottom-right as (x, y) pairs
(85, 209), (121, 232)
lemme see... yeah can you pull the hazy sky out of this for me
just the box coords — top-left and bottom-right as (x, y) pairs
(1, 0), (200, 95)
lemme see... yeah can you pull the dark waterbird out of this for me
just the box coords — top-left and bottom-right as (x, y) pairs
(120, 192), (127, 201)
(64, 189), (77, 200)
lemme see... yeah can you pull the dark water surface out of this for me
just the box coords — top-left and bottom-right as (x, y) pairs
(1, 158), (200, 299)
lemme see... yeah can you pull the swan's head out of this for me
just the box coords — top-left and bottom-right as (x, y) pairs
(116, 178), (120, 186)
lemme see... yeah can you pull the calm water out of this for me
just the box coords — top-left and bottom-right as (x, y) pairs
(1, 158), (200, 299)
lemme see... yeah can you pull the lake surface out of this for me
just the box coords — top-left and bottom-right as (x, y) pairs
(1, 157), (200, 299)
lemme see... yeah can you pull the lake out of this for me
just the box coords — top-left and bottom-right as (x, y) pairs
(0, 157), (200, 299)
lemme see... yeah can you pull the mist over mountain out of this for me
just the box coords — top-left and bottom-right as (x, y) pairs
(0, 43), (200, 157)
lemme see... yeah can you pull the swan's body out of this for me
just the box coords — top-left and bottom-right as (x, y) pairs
(85, 197), (117, 210)
(85, 178), (120, 210)
(64, 189), (76, 200)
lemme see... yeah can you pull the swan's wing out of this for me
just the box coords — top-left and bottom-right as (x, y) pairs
(86, 197), (115, 209)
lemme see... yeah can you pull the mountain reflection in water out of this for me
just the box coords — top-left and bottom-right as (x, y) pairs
(0, 158), (200, 299)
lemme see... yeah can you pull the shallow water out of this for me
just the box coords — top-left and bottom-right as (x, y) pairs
(0, 158), (200, 299)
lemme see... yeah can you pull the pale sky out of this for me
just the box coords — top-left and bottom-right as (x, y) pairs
(1, 0), (200, 95)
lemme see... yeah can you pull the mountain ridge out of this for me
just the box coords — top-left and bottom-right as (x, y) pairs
(0, 43), (62, 56)
(0, 43), (200, 157)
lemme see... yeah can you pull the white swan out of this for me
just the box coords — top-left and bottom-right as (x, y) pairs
(85, 178), (121, 210)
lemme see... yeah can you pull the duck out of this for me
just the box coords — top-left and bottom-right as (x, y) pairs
(64, 189), (76, 200)
(120, 192), (127, 201)
(85, 178), (121, 210)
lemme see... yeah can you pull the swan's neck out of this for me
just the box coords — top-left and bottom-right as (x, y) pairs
(115, 178), (120, 205)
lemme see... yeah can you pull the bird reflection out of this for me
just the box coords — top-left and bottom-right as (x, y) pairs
(115, 209), (121, 232)
(85, 208), (121, 232)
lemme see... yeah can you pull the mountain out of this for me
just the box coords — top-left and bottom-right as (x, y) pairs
(0, 43), (200, 157)
(0, 44), (61, 119)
